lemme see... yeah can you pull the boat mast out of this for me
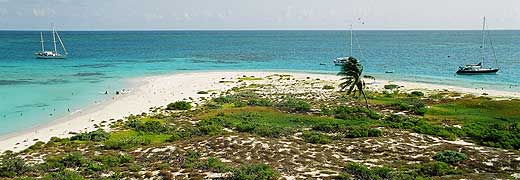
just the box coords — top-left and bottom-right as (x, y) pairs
(56, 31), (68, 55)
(52, 26), (57, 53)
(350, 24), (353, 56)
(40, 32), (45, 52)
(481, 16), (486, 66)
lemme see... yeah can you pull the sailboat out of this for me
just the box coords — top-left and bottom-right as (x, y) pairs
(35, 26), (68, 59)
(333, 24), (354, 66)
(456, 17), (499, 74)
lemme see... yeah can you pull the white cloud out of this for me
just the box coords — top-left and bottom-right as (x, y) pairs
(0, 8), (7, 16)
(32, 8), (55, 17)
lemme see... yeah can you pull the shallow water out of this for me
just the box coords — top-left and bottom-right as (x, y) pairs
(0, 30), (519, 135)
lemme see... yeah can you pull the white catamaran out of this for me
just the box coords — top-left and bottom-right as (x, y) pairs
(35, 26), (68, 59)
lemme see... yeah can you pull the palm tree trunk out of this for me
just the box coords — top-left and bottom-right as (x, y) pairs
(360, 89), (369, 109)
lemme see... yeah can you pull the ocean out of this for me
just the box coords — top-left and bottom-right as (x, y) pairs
(0, 30), (519, 135)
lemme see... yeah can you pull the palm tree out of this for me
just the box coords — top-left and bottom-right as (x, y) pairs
(337, 57), (371, 109)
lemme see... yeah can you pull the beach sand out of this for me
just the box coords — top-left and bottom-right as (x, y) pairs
(1, 71), (519, 153)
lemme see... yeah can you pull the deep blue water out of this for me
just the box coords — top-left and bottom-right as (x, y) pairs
(1, 30), (519, 135)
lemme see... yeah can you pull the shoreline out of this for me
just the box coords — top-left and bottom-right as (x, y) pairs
(1, 71), (519, 153)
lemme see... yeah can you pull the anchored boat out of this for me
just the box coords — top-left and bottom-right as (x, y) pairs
(333, 25), (354, 66)
(456, 17), (499, 74)
(35, 26), (68, 59)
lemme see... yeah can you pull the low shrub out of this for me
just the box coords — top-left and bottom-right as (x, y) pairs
(433, 150), (467, 164)
(44, 169), (84, 180)
(410, 91), (424, 97)
(230, 164), (279, 180)
(103, 136), (151, 150)
(312, 121), (345, 133)
(61, 152), (88, 168)
(197, 91), (209, 94)
(331, 106), (381, 120)
(367, 128), (383, 137)
(95, 154), (133, 167)
(198, 157), (230, 172)
(277, 98), (311, 112)
(248, 99), (273, 107)
(342, 162), (380, 180)
(302, 131), (332, 144)
(71, 129), (109, 142)
(384, 84), (399, 89)
(346, 127), (382, 138)
(126, 119), (169, 134)
(323, 85), (335, 90)
(391, 98), (427, 115)
(418, 162), (459, 176)
(0, 152), (28, 178)
(166, 101), (192, 110)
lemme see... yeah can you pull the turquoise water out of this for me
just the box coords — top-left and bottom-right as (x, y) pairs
(1, 30), (519, 135)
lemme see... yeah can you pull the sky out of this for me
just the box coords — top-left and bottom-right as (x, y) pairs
(1, 0), (520, 30)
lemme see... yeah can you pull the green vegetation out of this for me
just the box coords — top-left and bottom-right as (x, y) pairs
(0, 152), (28, 178)
(433, 150), (467, 164)
(277, 98), (311, 112)
(166, 101), (192, 110)
(323, 85), (335, 90)
(197, 91), (209, 94)
(339, 162), (461, 179)
(71, 129), (109, 142)
(384, 84), (399, 90)
(2, 74), (520, 179)
(338, 57), (371, 109)
(231, 164), (279, 180)
(302, 131), (332, 144)
(238, 77), (264, 81)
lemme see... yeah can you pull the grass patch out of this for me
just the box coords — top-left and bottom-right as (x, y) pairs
(103, 130), (170, 149)
(238, 77), (264, 81)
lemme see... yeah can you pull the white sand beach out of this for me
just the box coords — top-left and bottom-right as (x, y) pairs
(1, 71), (519, 153)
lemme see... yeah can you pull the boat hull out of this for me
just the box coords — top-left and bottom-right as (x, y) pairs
(456, 69), (499, 74)
(35, 55), (67, 59)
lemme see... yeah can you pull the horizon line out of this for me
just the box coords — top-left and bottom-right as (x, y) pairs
(1, 28), (520, 31)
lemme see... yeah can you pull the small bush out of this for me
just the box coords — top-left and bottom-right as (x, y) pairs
(312, 121), (345, 133)
(103, 136), (151, 150)
(410, 91), (424, 97)
(166, 101), (192, 110)
(332, 106), (381, 120)
(302, 131), (332, 144)
(126, 119), (168, 134)
(213, 96), (235, 104)
(231, 164), (279, 180)
(418, 162), (457, 176)
(197, 91), (209, 94)
(384, 84), (399, 89)
(433, 150), (467, 164)
(343, 162), (379, 180)
(198, 157), (230, 172)
(71, 129), (109, 142)
(196, 119), (224, 136)
(367, 128), (383, 137)
(248, 99), (273, 107)
(323, 85), (335, 90)
(95, 154), (133, 167)
(0, 152), (28, 178)
(44, 169), (84, 180)
(278, 98), (311, 112)
(61, 153), (88, 168)
(392, 98), (427, 115)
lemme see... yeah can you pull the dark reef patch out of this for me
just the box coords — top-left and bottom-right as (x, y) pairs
(0, 80), (32, 85)
(15, 103), (49, 109)
(72, 72), (105, 77)
(66, 63), (115, 68)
